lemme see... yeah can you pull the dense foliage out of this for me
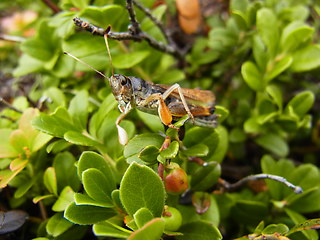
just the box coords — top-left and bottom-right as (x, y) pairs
(0, 0), (320, 239)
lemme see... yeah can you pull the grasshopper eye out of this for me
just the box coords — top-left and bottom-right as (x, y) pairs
(121, 77), (128, 85)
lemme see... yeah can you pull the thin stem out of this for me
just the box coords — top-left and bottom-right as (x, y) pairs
(132, 0), (172, 44)
(41, 0), (61, 14)
(73, 18), (184, 59)
(220, 174), (303, 194)
(126, 0), (141, 34)
(0, 97), (23, 113)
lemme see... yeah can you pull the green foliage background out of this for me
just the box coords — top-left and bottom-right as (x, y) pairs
(0, 0), (320, 239)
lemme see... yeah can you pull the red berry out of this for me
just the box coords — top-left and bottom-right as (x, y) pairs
(164, 164), (188, 194)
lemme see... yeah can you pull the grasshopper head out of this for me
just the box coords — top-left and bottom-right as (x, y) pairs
(109, 74), (134, 112)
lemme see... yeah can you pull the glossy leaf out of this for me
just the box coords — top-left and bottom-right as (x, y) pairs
(68, 90), (89, 129)
(64, 202), (116, 225)
(74, 193), (113, 208)
(255, 134), (289, 157)
(44, 167), (58, 195)
(82, 168), (114, 204)
(280, 21), (314, 52)
(285, 91), (315, 118)
(160, 141), (179, 159)
(64, 131), (101, 146)
(285, 208), (318, 239)
(120, 163), (165, 217)
(134, 208), (154, 228)
(128, 218), (165, 240)
(32, 107), (80, 138)
(52, 186), (75, 212)
(138, 145), (160, 164)
(113, 51), (150, 69)
(53, 152), (80, 192)
(290, 45), (320, 72)
(256, 8), (279, 58)
(77, 151), (116, 190)
(191, 162), (221, 191)
(241, 61), (265, 91)
(177, 221), (222, 240)
(93, 221), (131, 238)
(46, 212), (73, 237)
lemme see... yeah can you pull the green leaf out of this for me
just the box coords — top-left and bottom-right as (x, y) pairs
(138, 146), (160, 164)
(281, 21), (314, 53)
(64, 202), (116, 225)
(266, 85), (283, 110)
(285, 91), (315, 118)
(68, 91), (89, 129)
(33, 194), (55, 203)
(113, 51), (150, 69)
(241, 61), (265, 91)
(21, 38), (54, 61)
(229, 128), (247, 143)
(286, 216), (320, 237)
(232, 200), (268, 225)
(160, 141), (179, 159)
(255, 134), (289, 157)
(183, 143), (209, 157)
(134, 208), (154, 228)
(262, 224), (289, 235)
(81, 5), (127, 31)
(52, 186), (75, 212)
(62, 32), (109, 71)
(49, 11), (76, 38)
(290, 45), (320, 72)
(44, 167), (58, 195)
(46, 212), (73, 237)
(253, 35), (268, 71)
(287, 188), (320, 213)
(256, 8), (279, 58)
(64, 131), (100, 146)
(53, 152), (80, 192)
(44, 87), (67, 110)
(93, 221), (131, 238)
(13, 54), (44, 77)
(265, 55), (292, 82)
(124, 133), (164, 163)
(78, 151), (116, 190)
(177, 221), (222, 240)
(208, 126), (229, 163)
(120, 163), (165, 217)
(0, 129), (19, 158)
(191, 162), (221, 191)
(215, 106), (229, 123)
(74, 193), (113, 208)
(128, 218), (165, 240)
(285, 208), (318, 240)
(82, 168), (114, 204)
(32, 107), (80, 138)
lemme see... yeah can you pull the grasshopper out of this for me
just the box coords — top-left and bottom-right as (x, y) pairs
(67, 22), (218, 145)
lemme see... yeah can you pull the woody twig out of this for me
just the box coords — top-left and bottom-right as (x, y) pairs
(72, 0), (184, 59)
(218, 174), (303, 194)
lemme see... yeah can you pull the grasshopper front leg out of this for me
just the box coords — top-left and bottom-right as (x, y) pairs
(116, 103), (132, 145)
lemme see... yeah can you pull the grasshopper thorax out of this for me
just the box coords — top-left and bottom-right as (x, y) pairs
(109, 74), (134, 112)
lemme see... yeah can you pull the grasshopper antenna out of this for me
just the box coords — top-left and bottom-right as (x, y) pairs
(63, 52), (108, 79)
(104, 26), (114, 77)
